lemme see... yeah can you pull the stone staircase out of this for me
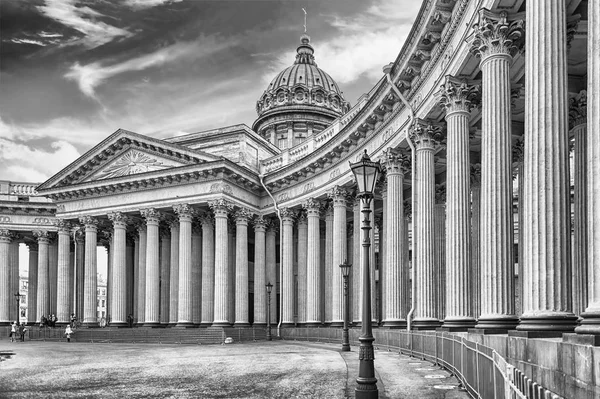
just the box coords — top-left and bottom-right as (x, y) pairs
(1, 325), (270, 344)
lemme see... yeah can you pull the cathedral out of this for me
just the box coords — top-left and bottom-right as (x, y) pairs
(0, 0), (599, 397)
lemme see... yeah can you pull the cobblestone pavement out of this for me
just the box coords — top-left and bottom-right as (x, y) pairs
(0, 339), (469, 398)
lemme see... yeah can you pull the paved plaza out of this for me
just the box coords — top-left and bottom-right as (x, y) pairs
(0, 339), (468, 398)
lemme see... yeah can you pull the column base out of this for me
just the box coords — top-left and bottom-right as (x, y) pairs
(469, 328), (510, 335)
(212, 321), (232, 327)
(381, 319), (407, 329)
(110, 322), (129, 328)
(199, 322), (212, 328)
(574, 311), (600, 335)
(517, 313), (578, 333)
(474, 315), (518, 331)
(412, 318), (441, 330)
(82, 322), (98, 328)
(280, 322), (295, 328)
(441, 317), (476, 331)
(330, 321), (343, 327)
(252, 322), (267, 327)
(175, 322), (195, 328)
(234, 322), (251, 328)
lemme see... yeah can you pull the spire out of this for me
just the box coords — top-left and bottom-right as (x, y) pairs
(295, 33), (316, 65)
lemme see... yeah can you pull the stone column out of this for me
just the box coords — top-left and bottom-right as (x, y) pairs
(74, 230), (84, 323)
(438, 76), (478, 329)
(379, 188), (387, 324)
(382, 149), (409, 327)
(577, 0), (600, 334)
(200, 213), (215, 326)
(136, 223), (147, 324)
(9, 238), (19, 322)
(434, 185), (446, 321)
(353, 198), (361, 324)
(27, 243), (38, 324)
(569, 91), (588, 316)
(519, 1), (577, 332)
(296, 211), (308, 325)
(303, 199), (322, 326)
(227, 220), (236, 324)
(104, 236), (111, 323)
(266, 221), (278, 323)
(69, 245), (75, 318)
(253, 216), (268, 325)
(48, 239), (58, 315)
(55, 220), (71, 324)
(235, 208), (252, 326)
(329, 186), (348, 326)
(107, 212), (128, 327)
(0, 230), (12, 324)
(160, 227), (171, 325)
(132, 233), (139, 323)
(168, 220), (179, 325)
(126, 236), (135, 318)
(174, 204), (194, 327)
(410, 121), (441, 329)
(80, 217), (98, 327)
(33, 230), (51, 321)
(210, 199), (233, 327)
(141, 208), (161, 326)
(470, 165), (482, 319)
(191, 223), (202, 325)
(281, 207), (295, 326)
(324, 204), (333, 324)
(471, 10), (523, 330)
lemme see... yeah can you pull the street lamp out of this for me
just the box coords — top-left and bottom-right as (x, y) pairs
(266, 282), (273, 341)
(340, 260), (352, 352)
(349, 149), (381, 399)
(14, 292), (23, 324)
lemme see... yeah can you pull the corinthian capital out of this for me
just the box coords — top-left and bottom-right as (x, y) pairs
(469, 8), (524, 61)
(280, 207), (296, 222)
(438, 76), (480, 115)
(54, 219), (71, 233)
(409, 119), (443, 150)
(33, 230), (52, 243)
(107, 212), (129, 227)
(0, 229), (13, 243)
(253, 215), (269, 231)
(79, 216), (98, 228)
(235, 207), (253, 224)
(327, 185), (349, 205)
(173, 203), (196, 221)
(140, 208), (162, 223)
(569, 90), (587, 130)
(382, 148), (410, 175)
(208, 199), (234, 216)
(302, 198), (322, 217)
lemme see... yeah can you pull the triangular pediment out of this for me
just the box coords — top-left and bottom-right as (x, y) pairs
(37, 128), (219, 191)
(83, 148), (187, 182)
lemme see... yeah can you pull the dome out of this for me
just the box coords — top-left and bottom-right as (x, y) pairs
(253, 34), (350, 149)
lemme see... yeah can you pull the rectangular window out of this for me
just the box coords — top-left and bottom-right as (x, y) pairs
(101, 300), (105, 307)
(97, 300), (99, 307)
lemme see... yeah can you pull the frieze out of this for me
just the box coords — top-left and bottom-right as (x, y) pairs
(209, 182), (233, 195)
(0, 216), (11, 223)
(329, 168), (340, 181)
(277, 192), (289, 202)
(33, 217), (55, 225)
(302, 182), (314, 193)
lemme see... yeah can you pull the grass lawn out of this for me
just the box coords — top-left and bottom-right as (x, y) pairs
(0, 341), (346, 398)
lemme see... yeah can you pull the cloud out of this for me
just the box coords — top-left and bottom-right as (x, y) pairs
(0, 138), (80, 183)
(64, 37), (237, 99)
(38, 31), (64, 38)
(36, 0), (131, 48)
(0, 116), (111, 147)
(11, 38), (46, 46)
(124, 0), (183, 9)
(264, 0), (420, 85)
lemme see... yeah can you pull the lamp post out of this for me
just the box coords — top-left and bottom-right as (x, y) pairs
(14, 292), (23, 324)
(266, 282), (273, 341)
(349, 149), (381, 399)
(340, 260), (352, 352)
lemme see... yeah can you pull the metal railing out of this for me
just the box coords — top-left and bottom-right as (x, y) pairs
(280, 328), (563, 399)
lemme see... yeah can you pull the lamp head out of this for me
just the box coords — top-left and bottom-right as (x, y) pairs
(339, 260), (351, 277)
(349, 149), (381, 198)
(266, 281), (273, 294)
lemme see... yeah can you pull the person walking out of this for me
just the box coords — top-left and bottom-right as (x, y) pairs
(9, 321), (17, 343)
(64, 325), (73, 343)
(18, 323), (27, 342)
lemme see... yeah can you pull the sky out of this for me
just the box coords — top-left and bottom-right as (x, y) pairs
(0, 0), (421, 184)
